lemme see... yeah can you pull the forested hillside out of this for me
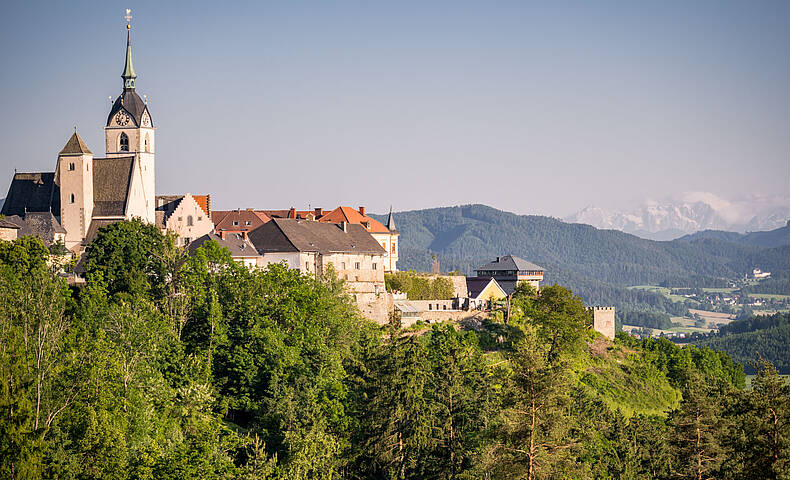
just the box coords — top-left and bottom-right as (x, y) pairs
(679, 220), (790, 248)
(697, 313), (790, 373)
(4, 225), (790, 479)
(374, 204), (789, 326)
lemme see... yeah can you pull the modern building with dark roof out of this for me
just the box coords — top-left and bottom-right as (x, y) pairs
(1, 22), (157, 252)
(473, 255), (545, 294)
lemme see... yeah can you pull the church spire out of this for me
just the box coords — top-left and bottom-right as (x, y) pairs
(387, 206), (397, 232)
(122, 9), (136, 90)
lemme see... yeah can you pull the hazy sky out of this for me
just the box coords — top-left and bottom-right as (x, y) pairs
(1, 1), (788, 217)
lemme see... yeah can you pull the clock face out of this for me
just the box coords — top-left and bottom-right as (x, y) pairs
(115, 111), (130, 126)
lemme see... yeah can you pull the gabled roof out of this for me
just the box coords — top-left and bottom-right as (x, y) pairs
(477, 255), (544, 272)
(92, 157), (134, 216)
(212, 209), (271, 232)
(319, 206), (392, 233)
(466, 276), (507, 300)
(248, 218), (387, 255)
(5, 213), (65, 246)
(59, 132), (93, 155)
(156, 194), (212, 227)
(188, 232), (261, 258)
(1, 172), (60, 216)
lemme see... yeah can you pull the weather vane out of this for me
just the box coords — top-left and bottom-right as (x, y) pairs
(125, 9), (132, 29)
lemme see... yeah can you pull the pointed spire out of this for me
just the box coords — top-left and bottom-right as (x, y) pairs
(59, 131), (92, 155)
(387, 206), (397, 232)
(122, 23), (136, 89)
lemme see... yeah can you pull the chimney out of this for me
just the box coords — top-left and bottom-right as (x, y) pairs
(288, 207), (296, 218)
(315, 207), (323, 216)
(359, 206), (366, 216)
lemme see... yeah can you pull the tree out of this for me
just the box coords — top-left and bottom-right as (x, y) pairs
(492, 326), (575, 480)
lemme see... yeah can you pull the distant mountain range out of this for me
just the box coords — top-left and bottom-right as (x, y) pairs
(564, 192), (790, 241)
(372, 204), (790, 325)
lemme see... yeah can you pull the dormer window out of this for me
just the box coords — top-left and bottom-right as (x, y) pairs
(120, 132), (129, 151)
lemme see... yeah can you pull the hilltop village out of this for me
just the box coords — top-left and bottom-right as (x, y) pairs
(0, 24), (615, 339)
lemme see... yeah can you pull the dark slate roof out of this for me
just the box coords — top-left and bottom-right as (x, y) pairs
(107, 89), (151, 127)
(476, 255), (544, 272)
(59, 132), (93, 155)
(155, 195), (184, 227)
(248, 218), (387, 255)
(466, 277), (505, 299)
(387, 207), (397, 232)
(188, 232), (261, 258)
(0, 218), (21, 229)
(1, 172), (60, 216)
(5, 213), (65, 246)
(92, 157), (134, 216)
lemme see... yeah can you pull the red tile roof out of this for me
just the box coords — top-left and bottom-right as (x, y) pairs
(318, 206), (391, 233)
(212, 209), (271, 233)
(192, 195), (211, 217)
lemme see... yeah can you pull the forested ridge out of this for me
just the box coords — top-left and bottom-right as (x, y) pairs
(3, 221), (790, 479)
(696, 312), (790, 374)
(373, 204), (790, 326)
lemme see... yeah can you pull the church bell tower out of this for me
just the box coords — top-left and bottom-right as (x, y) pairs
(104, 12), (155, 223)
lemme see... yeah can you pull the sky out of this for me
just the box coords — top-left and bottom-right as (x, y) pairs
(1, 1), (789, 218)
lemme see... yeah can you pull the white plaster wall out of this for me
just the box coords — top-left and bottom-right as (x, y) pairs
(57, 153), (93, 248)
(165, 194), (213, 245)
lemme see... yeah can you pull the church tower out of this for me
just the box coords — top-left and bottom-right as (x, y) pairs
(105, 19), (155, 223)
(57, 131), (93, 250)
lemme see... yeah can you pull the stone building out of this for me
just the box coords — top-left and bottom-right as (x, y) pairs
(0, 218), (21, 242)
(156, 194), (213, 246)
(188, 232), (261, 268)
(248, 218), (390, 323)
(592, 306), (616, 340)
(0, 24), (156, 251)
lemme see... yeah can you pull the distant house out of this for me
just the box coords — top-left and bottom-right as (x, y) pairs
(212, 209), (271, 239)
(474, 255), (545, 294)
(187, 232), (261, 268)
(248, 218), (389, 323)
(753, 268), (771, 279)
(465, 276), (507, 309)
(156, 194), (213, 246)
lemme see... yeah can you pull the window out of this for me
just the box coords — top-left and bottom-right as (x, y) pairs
(392, 243), (396, 254)
(187, 215), (193, 226)
(233, 221), (239, 226)
(120, 132), (129, 151)
(144, 134), (150, 152)
(341, 262), (346, 269)
(70, 193), (75, 203)
(184, 238), (191, 245)
(245, 221), (251, 225)
(198, 216), (202, 221)
(178, 216), (182, 222)
(372, 263), (377, 270)
(429, 304), (432, 310)
(68, 162), (75, 171)
(355, 262), (360, 270)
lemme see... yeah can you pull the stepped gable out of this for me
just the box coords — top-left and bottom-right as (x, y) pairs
(92, 157), (134, 216)
(1, 172), (60, 216)
(249, 218), (386, 254)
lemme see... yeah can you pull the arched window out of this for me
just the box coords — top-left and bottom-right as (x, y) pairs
(187, 215), (194, 226)
(70, 193), (75, 203)
(144, 133), (150, 152)
(120, 132), (129, 151)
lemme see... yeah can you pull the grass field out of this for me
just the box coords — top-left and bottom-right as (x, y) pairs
(628, 285), (692, 303)
(749, 293), (790, 300)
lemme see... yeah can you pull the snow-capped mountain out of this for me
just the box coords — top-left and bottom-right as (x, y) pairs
(565, 192), (790, 240)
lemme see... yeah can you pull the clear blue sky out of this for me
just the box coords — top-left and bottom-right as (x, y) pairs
(1, 1), (788, 216)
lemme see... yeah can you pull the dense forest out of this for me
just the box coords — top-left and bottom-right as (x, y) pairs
(2, 221), (790, 479)
(697, 313), (790, 374)
(373, 204), (790, 327)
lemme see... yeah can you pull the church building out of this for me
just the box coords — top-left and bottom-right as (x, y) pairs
(1, 23), (156, 251)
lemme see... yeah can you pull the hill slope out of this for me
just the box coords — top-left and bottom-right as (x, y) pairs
(678, 220), (790, 248)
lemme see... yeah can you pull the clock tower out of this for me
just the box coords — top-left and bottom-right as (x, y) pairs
(104, 22), (156, 223)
